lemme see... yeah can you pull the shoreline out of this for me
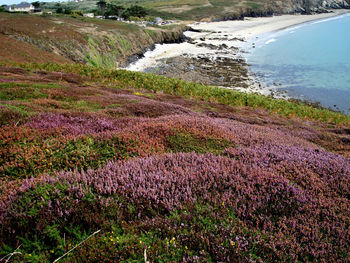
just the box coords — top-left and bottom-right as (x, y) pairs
(126, 10), (350, 72)
(125, 10), (350, 112)
(188, 9), (350, 102)
(190, 9), (350, 42)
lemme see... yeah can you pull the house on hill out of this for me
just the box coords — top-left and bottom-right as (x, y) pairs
(7, 2), (35, 12)
(83, 13), (94, 18)
(154, 17), (163, 24)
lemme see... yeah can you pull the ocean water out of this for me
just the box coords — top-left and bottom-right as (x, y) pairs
(247, 13), (350, 114)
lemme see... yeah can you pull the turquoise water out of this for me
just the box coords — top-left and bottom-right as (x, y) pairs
(248, 13), (350, 114)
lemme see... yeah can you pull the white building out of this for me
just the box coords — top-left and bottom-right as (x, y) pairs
(83, 13), (95, 18)
(154, 17), (163, 24)
(7, 2), (34, 12)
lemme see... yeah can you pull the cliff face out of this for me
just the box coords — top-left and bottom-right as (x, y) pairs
(206, 0), (349, 22)
(272, 0), (350, 14)
(0, 13), (186, 68)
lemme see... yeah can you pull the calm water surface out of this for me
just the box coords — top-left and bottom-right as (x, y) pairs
(247, 13), (350, 114)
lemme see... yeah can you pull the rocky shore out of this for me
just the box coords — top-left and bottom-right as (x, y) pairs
(145, 53), (250, 89)
(127, 10), (350, 99)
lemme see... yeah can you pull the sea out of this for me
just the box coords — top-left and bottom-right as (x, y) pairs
(246, 13), (350, 114)
(127, 12), (350, 114)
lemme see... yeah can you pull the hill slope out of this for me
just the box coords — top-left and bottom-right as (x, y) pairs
(46, 0), (350, 20)
(0, 13), (186, 67)
(0, 63), (349, 262)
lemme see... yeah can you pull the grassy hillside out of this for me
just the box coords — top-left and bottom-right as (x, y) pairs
(0, 62), (349, 262)
(42, 0), (327, 21)
(106, 0), (350, 20)
(42, 0), (276, 21)
(0, 13), (186, 68)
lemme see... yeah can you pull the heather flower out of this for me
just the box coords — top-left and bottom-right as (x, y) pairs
(1, 151), (349, 261)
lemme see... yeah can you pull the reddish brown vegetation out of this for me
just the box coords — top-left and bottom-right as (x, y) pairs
(0, 65), (349, 262)
(0, 35), (70, 64)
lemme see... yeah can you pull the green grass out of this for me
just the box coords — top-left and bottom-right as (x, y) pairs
(0, 83), (59, 101)
(2, 197), (246, 262)
(246, 2), (263, 9)
(41, 0), (269, 20)
(167, 132), (232, 154)
(1, 133), (140, 178)
(6, 62), (350, 125)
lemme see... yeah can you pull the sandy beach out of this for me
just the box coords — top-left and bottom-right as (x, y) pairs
(127, 10), (350, 72)
(191, 9), (350, 41)
(126, 9), (350, 100)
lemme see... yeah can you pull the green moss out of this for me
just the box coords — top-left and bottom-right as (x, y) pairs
(1, 132), (141, 178)
(0, 83), (62, 101)
(85, 35), (123, 69)
(107, 103), (123, 108)
(145, 29), (156, 37)
(74, 100), (101, 111)
(16, 183), (69, 218)
(166, 132), (231, 154)
(116, 35), (131, 54)
(48, 135), (136, 171)
(246, 2), (262, 9)
(0, 103), (31, 117)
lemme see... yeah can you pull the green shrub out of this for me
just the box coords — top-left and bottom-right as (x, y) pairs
(71, 10), (84, 17)
(166, 133), (231, 154)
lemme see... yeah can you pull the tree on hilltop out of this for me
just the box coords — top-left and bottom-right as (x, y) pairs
(105, 3), (124, 17)
(97, 0), (107, 16)
(122, 5), (148, 19)
(31, 1), (40, 8)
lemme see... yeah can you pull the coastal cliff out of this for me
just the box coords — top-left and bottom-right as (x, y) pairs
(0, 13), (187, 68)
(0, 2), (349, 68)
(212, 0), (350, 21)
(120, 0), (350, 21)
(270, 0), (350, 14)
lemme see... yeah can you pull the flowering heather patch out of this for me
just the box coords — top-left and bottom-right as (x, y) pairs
(1, 151), (349, 262)
(124, 115), (318, 150)
(25, 112), (121, 135)
(224, 144), (350, 198)
(1, 114), (323, 178)
(1, 64), (350, 262)
(123, 101), (196, 117)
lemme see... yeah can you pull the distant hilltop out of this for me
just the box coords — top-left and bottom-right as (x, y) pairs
(3, 0), (348, 20)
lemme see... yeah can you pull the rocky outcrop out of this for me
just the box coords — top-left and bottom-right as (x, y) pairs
(319, 0), (350, 9)
(282, 0), (350, 14)
(271, 0), (350, 14)
(211, 0), (350, 21)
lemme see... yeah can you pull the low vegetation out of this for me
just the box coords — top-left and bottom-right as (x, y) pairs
(0, 63), (349, 262)
(42, 0), (295, 21)
(0, 12), (186, 67)
(12, 62), (350, 124)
